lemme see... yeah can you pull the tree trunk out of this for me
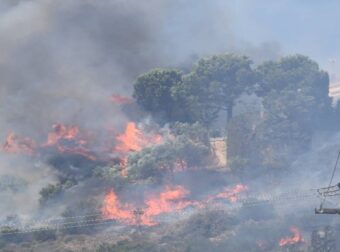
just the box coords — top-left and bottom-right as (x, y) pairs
(227, 104), (233, 123)
(225, 104), (233, 136)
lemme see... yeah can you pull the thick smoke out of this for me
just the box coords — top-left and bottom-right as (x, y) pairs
(2, 1), (340, 250)
(0, 0), (244, 221)
(0, 0), (283, 139)
(0, 0), (162, 137)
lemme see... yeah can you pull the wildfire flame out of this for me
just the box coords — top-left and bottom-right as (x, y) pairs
(101, 190), (134, 224)
(279, 226), (304, 247)
(2, 121), (163, 164)
(45, 124), (96, 160)
(209, 184), (248, 203)
(2, 124), (96, 160)
(110, 94), (133, 105)
(102, 185), (195, 226)
(141, 185), (194, 225)
(115, 122), (162, 153)
(101, 183), (248, 226)
(2, 132), (36, 155)
(115, 122), (144, 152)
(113, 122), (162, 176)
(45, 123), (81, 146)
(2, 120), (187, 179)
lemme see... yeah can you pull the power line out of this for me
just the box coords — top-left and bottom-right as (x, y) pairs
(0, 188), (323, 236)
(321, 150), (340, 207)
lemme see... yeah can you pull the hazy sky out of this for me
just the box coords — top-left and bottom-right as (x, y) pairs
(0, 0), (339, 138)
(0, 0), (338, 222)
(226, 0), (340, 76)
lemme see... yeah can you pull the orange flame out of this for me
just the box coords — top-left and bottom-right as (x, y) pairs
(101, 183), (250, 226)
(2, 132), (36, 155)
(1, 123), (96, 160)
(110, 94), (133, 105)
(115, 122), (163, 153)
(279, 226), (304, 247)
(141, 185), (194, 226)
(44, 124), (96, 160)
(45, 123), (80, 146)
(209, 184), (248, 203)
(1, 122), (164, 164)
(115, 122), (144, 152)
(55, 145), (97, 160)
(101, 190), (134, 224)
(101, 185), (195, 226)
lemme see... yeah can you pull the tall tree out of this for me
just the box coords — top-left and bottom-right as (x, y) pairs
(173, 54), (256, 126)
(253, 55), (332, 170)
(256, 55), (331, 129)
(133, 68), (190, 123)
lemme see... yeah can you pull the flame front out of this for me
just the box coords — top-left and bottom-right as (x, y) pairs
(279, 226), (303, 247)
(141, 185), (194, 225)
(2, 121), (164, 164)
(101, 185), (195, 226)
(208, 184), (248, 203)
(115, 122), (162, 153)
(115, 122), (144, 152)
(45, 123), (80, 146)
(114, 122), (163, 176)
(110, 94), (133, 105)
(2, 132), (36, 155)
(45, 124), (96, 160)
(101, 190), (134, 224)
(101, 184), (248, 226)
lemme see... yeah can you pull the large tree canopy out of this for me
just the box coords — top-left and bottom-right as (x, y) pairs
(133, 68), (188, 123)
(249, 55), (332, 170)
(132, 54), (333, 154)
(173, 54), (256, 126)
(256, 55), (331, 126)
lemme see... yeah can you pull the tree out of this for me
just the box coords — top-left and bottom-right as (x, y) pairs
(256, 54), (331, 130)
(126, 123), (210, 181)
(39, 184), (63, 205)
(330, 101), (340, 131)
(252, 55), (332, 170)
(173, 54), (256, 126)
(227, 110), (261, 175)
(133, 68), (190, 124)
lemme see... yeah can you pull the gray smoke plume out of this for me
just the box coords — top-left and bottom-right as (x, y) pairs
(2, 3), (338, 249)
(0, 0), (283, 140)
(0, 0), (243, 220)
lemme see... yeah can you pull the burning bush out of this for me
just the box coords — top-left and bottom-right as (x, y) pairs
(126, 138), (209, 182)
(125, 123), (210, 182)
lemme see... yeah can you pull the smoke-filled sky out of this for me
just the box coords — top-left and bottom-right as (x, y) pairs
(227, 0), (340, 77)
(1, 0), (340, 239)
(0, 0), (339, 143)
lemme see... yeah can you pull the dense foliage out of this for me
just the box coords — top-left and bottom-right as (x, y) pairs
(133, 53), (336, 174)
(2, 52), (338, 251)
